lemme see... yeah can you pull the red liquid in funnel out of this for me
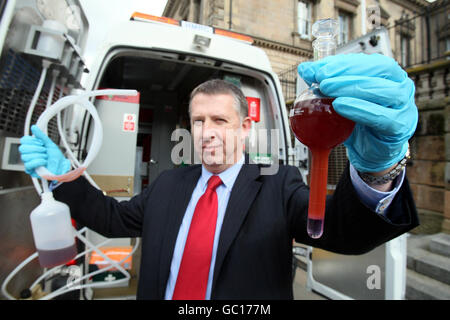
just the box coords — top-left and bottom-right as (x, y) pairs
(290, 98), (355, 238)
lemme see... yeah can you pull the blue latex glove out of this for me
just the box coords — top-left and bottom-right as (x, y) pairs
(19, 125), (71, 178)
(297, 53), (418, 172)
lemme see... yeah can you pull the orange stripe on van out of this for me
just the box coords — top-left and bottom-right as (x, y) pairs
(214, 28), (254, 44)
(131, 12), (180, 26)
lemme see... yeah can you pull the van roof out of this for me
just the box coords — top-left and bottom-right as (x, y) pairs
(130, 12), (254, 44)
(96, 19), (274, 74)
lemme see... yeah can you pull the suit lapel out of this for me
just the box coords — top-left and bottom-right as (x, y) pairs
(157, 166), (201, 297)
(212, 163), (262, 294)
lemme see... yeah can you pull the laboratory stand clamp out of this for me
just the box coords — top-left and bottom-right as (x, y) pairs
(13, 19), (88, 88)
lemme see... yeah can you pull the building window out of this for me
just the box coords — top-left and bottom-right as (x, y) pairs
(297, 1), (312, 39)
(400, 34), (411, 67)
(338, 11), (351, 45)
(395, 12), (415, 67)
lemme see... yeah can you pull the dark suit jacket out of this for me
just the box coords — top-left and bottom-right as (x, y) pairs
(53, 161), (419, 299)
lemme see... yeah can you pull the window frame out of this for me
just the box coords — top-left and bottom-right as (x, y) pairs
(400, 34), (411, 67)
(297, 0), (312, 39)
(338, 11), (351, 45)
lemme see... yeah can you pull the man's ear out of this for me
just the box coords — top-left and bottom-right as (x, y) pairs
(241, 116), (252, 138)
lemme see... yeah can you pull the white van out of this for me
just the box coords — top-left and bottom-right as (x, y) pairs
(77, 13), (306, 299)
(79, 12), (300, 195)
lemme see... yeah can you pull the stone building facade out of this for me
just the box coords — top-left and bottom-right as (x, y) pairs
(163, 0), (430, 74)
(393, 0), (449, 235)
(163, 0), (450, 234)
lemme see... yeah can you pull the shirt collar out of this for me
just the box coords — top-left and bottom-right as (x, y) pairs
(200, 153), (245, 191)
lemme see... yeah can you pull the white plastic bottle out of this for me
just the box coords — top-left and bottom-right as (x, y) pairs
(30, 192), (76, 268)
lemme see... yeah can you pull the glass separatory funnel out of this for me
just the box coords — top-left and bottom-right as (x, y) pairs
(289, 19), (355, 239)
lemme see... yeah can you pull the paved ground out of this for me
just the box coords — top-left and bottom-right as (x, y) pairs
(93, 266), (327, 300)
(293, 265), (327, 300)
(92, 240), (327, 300)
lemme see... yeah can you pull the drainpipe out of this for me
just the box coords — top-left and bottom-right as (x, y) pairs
(361, 0), (367, 35)
(229, 0), (233, 30)
(425, 8), (430, 64)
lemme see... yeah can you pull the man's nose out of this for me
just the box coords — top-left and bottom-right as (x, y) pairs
(201, 122), (219, 140)
(202, 128), (216, 140)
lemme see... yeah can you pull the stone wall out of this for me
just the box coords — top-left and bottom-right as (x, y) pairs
(408, 60), (450, 234)
(224, 0), (296, 45)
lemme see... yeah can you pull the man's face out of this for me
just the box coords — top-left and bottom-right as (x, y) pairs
(190, 93), (251, 173)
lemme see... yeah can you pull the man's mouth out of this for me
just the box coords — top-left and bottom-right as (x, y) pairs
(202, 144), (221, 152)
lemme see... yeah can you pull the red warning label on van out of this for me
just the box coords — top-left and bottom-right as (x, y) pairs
(123, 113), (136, 132)
(246, 97), (260, 122)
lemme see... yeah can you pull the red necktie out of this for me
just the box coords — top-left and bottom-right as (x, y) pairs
(172, 175), (223, 300)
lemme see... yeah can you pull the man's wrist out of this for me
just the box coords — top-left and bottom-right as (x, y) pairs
(357, 144), (410, 190)
(349, 163), (405, 215)
(360, 164), (397, 191)
(368, 163), (398, 177)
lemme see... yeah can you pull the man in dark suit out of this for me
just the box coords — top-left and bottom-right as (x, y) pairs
(19, 54), (419, 299)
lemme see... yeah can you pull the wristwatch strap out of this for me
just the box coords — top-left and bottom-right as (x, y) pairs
(358, 145), (410, 185)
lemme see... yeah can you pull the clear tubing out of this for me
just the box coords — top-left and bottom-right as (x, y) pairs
(1, 252), (38, 300)
(40, 69), (60, 193)
(24, 61), (50, 136)
(53, 82), (99, 188)
(24, 60), (51, 195)
(34, 89), (137, 182)
(28, 227), (108, 290)
(3, 226), (141, 300)
(46, 70), (59, 109)
(40, 231), (140, 300)
(55, 79), (78, 167)
(34, 96), (102, 179)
